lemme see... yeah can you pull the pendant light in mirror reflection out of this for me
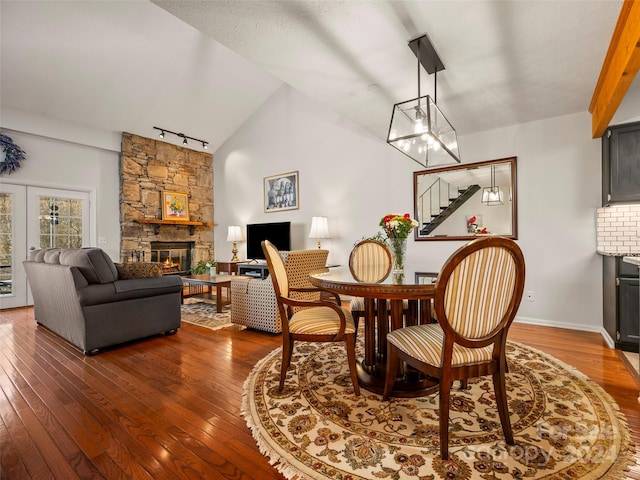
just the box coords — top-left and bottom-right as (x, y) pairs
(481, 164), (504, 206)
(387, 34), (460, 168)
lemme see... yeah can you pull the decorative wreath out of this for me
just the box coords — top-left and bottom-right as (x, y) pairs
(0, 133), (27, 175)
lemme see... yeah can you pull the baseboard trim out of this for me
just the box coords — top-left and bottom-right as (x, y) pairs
(514, 316), (614, 348)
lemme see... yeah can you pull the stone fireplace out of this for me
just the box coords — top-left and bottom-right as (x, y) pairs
(119, 133), (214, 270)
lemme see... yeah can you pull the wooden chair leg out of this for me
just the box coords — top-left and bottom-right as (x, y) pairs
(382, 344), (399, 400)
(493, 368), (514, 444)
(345, 334), (360, 396)
(439, 377), (452, 460)
(353, 312), (361, 342)
(279, 336), (293, 391)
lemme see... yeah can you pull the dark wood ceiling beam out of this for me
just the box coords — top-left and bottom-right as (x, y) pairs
(589, 0), (640, 138)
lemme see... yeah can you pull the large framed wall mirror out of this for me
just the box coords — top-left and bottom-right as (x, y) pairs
(414, 157), (517, 241)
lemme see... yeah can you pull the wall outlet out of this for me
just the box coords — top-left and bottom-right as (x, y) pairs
(526, 291), (535, 302)
(98, 237), (107, 244)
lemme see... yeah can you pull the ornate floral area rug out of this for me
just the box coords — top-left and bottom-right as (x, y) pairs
(242, 340), (634, 479)
(180, 299), (234, 331)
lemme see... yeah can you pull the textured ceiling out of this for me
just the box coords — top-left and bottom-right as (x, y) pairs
(152, 0), (628, 139)
(0, 0), (629, 152)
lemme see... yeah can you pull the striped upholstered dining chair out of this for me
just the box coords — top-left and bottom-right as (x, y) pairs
(348, 239), (392, 337)
(262, 240), (360, 396)
(382, 236), (525, 460)
(349, 239), (411, 339)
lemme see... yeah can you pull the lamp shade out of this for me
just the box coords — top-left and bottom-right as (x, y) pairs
(227, 225), (243, 242)
(309, 217), (330, 239)
(387, 95), (460, 168)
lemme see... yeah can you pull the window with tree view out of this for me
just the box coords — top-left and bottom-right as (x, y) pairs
(39, 196), (84, 248)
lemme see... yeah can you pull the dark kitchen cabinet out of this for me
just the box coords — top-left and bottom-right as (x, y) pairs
(603, 255), (640, 352)
(602, 120), (640, 205)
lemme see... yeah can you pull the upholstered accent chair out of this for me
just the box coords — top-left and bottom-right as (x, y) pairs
(382, 236), (526, 460)
(230, 248), (329, 333)
(262, 240), (360, 395)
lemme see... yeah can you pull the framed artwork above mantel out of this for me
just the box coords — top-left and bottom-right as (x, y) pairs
(161, 191), (190, 221)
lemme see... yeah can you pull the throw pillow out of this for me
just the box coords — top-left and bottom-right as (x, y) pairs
(115, 262), (163, 280)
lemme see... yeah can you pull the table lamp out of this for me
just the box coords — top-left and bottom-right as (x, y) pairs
(227, 225), (243, 262)
(308, 216), (330, 249)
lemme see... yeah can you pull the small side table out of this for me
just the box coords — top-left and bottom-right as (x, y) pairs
(216, 261), (240, 275)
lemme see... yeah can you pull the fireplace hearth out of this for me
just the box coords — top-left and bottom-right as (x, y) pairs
(149, 242), (194, 275)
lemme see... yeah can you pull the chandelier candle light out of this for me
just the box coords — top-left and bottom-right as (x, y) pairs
(227, 226), (243, 262)
(379, 214), (419, 277)
(308, 216), (330, 249)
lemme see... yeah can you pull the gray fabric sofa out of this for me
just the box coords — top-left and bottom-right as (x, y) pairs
(23, 247), (183, 354)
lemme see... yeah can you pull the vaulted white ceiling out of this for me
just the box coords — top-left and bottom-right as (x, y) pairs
(0, 0), (629, 153)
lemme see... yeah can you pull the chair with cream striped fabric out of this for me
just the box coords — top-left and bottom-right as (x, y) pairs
(262, 240), (360, 396)
(382, 236), (525, 460)
(348, 240), (392, 337)
(349, 240), (411, 339)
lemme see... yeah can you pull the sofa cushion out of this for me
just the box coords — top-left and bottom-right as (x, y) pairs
(115, 262), (163, 280)
(59, 248), (118, 284)
(29, 247), (62, 263)
(77, 276), (183, 306)
(43, 248), (62, 264)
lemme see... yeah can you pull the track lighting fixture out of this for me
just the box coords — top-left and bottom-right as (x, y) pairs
(153, 127), (209, 150)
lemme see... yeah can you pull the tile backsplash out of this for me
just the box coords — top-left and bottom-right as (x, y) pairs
(596, 205), (640, 255)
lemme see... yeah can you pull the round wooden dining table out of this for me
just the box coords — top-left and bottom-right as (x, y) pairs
(309, 266), (439, 397)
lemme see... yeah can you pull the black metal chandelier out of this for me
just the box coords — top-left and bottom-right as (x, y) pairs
(387, 34), (460, 168)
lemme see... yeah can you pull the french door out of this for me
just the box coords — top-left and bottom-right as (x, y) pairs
(0, 185), (90, 309)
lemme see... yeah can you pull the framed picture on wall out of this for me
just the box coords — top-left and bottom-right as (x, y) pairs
(161, 191), (190, 221)
(264, 171), (299, 212)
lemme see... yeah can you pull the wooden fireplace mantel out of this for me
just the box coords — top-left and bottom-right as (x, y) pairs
(136, 218), (213, 235)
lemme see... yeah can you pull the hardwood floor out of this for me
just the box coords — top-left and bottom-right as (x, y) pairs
(1, 307), (638, 479)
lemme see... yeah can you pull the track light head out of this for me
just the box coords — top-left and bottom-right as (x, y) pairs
(182, 137), (188, 146)
(202, 142), (208, 150)
(159, 130), (165, 139)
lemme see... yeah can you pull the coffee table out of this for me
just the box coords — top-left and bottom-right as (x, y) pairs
(180, 274), (233, 313)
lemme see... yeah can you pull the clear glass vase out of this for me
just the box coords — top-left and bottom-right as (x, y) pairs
(387, 236), (407, 274)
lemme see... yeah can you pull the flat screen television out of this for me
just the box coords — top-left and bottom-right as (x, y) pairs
(246, 221), (291, 260)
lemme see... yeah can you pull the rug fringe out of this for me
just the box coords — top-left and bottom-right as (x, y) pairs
(180, 318), (235, 331)
(241, 346), (315, 479)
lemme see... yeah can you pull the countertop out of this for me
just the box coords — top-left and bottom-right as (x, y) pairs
(622, 256), (640, 266)
(597, 251), (640, 257)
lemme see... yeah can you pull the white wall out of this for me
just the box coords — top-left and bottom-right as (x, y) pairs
(214, 85), (604, 333)
(1, 109), (121, 260)
(213, 85), (417, 267)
